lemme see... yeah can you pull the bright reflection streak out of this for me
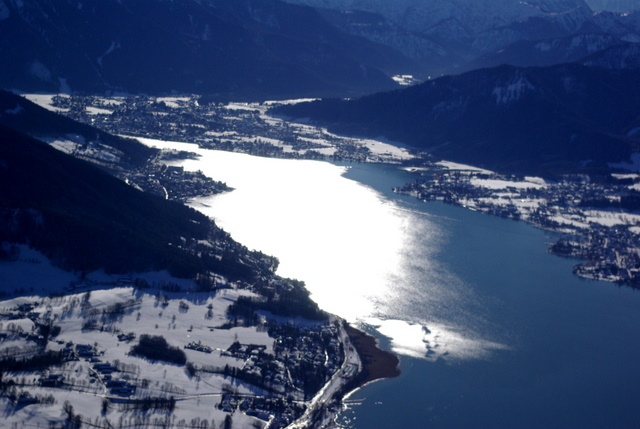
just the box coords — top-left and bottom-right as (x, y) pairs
(139, 138), (405, 320)
(364, 318), (430, 359)
(193, 154), (406, 321)
(367, 318), (509, 361)
(139, 138), (507, 359)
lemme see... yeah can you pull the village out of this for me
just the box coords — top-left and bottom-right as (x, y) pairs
(24, 93), (640, 289)
(0, 268), (358, 429)
(23, 93), (640, 289)
(395, 165), (640, 287)
(40, 94), (415, 165)
(133, 161), (232, 203)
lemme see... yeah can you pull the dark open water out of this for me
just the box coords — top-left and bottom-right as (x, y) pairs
(154, 140), (640, 429)
(340, 163), (640, 429)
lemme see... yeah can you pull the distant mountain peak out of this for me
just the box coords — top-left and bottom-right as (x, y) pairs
(283, 0), (640, 76)
(585, 0), (640, 12)
(283, 0), (592, 33)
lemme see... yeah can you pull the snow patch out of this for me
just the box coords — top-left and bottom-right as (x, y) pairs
(47, 139), (78, 155)
(85, 106), (113, 115)
(262, 98), (319, 106)
(524, 176), (546, 186)
(584, 210), (640, 227)
(612, 173), (640, 180)
(224, 102), (259, 111)
(156, 97), (191, 108)
(359, 137), (413, 160)
(392, 74), (420, 86)
(436, 161), (494, 173)
(470, 178), (546, 190)
(549, 214), (590, 229)
(22, 94), (70, 113)
(492, 75), (534, 104)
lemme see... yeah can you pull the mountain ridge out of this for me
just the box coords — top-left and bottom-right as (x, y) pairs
(0, 0), (418, 99)
(273, 62), (640, 177)
(0, 90), (156, 168)
(283, 0), (640, 75)
(0, 123), (274, 281)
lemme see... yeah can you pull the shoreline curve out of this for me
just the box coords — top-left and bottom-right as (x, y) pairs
(339, 322), (401, 399)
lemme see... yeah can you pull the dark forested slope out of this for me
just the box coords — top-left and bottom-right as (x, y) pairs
(274, 63), (640, 176)
(0, 0), (416, 99)
(0, 90), (156, 167)
(0, 124), (274, 281)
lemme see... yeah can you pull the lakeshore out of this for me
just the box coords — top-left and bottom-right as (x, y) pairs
(21, 118), (640, 427)
(287, 321), (400, 429)
(343, 323), (401, 388)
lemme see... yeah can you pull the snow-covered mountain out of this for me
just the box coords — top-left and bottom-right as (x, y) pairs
(285, 0), (640, 75)
(285, 0), (591, 34)
(586, 0), (640, 11)
(466, 33), (624, 71)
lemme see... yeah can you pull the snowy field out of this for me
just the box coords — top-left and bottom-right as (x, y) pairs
(0, 246), (354, 429)
(0, 246), (272, 427)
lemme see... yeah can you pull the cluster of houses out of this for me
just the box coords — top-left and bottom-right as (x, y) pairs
(395, 170), (640, 287)
(105, 379), (136, 396)
(219, 394), (305, 429)
(0, 264), (350, 427)
(271, 324), (343, 374)
(51, 94), (395, 163)
(553, 227), (640, 285)
(243, 323), (343, 394)
(0, 302), (48, 349)
(117, 332), (136, 342)
(34, 343), (134, 396)
(213, 322), (345, 427)
(223, 342), (267, 359)
(184, 341), (212, 354)
(40, 373), (65, 387)
(58, 342), (137, 396)
(132, 162), (230, 203)
(2, 302), (41, 321)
